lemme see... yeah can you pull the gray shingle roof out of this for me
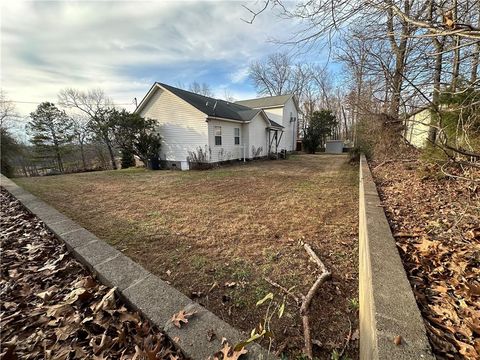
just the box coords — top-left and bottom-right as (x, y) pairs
(235, 94), (293, 109)
(158, 83), (260, 122)
(268, 119), (283, 128)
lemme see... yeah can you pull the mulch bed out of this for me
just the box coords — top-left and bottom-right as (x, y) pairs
(0, 188), (185, 360)
(371, 159), (480, 360)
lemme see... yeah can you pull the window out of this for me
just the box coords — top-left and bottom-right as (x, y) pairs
(234, 128), (240, 145)
(214, 126), (222, 146)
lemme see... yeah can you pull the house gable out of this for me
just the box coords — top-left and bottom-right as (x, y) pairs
(136, 85), (209, 163)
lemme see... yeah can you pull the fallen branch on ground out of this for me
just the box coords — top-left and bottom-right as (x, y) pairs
(301, 243), (331, 359)
(339, 316), (353, 357)
(264, 277), (301, 305)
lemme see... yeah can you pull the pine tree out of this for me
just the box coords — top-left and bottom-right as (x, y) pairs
(28, 102), (74, 173)
(303, 110), (338, 153)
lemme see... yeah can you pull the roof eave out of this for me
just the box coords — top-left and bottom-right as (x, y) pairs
(206, 116), (249, 124)
(134, 82), (161, 114)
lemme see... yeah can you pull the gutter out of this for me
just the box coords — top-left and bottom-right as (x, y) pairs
(206, 116), (250, 124)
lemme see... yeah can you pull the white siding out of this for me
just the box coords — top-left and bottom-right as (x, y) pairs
(281, 98), (298, 151)
(248, 113), (268, 158)
(262, 98), (298, 152)
(264, 107), (283, 125)
(207, 120), (246, 162)
(406, 109), (430, 148)
(138, 87), (209, 162)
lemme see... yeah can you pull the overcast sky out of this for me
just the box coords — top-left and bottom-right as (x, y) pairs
(1, 1), (323, 119)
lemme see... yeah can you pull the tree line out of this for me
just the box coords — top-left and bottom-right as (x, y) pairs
(1, 89), (161, 177)
(245, 0), (480, 167)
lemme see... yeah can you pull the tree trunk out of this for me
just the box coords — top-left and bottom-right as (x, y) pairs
(451, 37), (461, 91)
(79, 141), (87, 170)
(105, 139), (117, 170)
(471, 4), (480, 85)
(51, 129), (64, 173)
(390, 56), (405, 116)
(471, 42), (479, 84)
(386, 0), (410, 117)
(427, 1), (445, 144)
(451, 0), (460, 92)
(55, 148), (64, 173)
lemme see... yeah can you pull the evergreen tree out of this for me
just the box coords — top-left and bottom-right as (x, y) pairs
(111, 109), (161, 167)
(303, 110), (338, 153)
(120, 148), (136, 168)
(28, 102), (74, 173)
(1, 128), (20, 177)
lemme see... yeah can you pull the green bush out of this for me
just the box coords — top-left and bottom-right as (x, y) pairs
(1, 129), (20, 177)
(120, 147), (135, 168)
(303, 110), (337, 154)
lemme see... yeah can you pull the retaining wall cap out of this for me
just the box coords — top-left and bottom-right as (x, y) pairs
(94, 253), (151, 291)
(0, 174), (276, 360)
(358, 155), (434, 360)
(59, 228), (98, 250)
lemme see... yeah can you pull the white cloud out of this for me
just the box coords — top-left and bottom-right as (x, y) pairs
(230, 66), (250, 84)
(0, 0), (302, 118)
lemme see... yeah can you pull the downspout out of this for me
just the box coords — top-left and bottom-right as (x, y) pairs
(293, 118), (296, 150)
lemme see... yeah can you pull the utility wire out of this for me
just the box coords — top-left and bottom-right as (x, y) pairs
(8, 100), (135, 105)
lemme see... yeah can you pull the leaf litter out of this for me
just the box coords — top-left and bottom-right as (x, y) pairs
(0, 188), (185, 360)
(372, 159), (480, 359)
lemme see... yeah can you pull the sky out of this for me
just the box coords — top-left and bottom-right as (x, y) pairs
(1, 0), (329, 121)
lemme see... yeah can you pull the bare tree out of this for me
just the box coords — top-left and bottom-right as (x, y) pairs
(222, 89), (236, 102)
(188, 81), (215, 97)
(58, 88), (117, 170)
(0, 91), (18, 130)
(249, 53), (298, 96)
(70, 114), (91, 171)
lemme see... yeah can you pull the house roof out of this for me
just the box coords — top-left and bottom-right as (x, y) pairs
(235, 94), (293, 109)
(136, 82), (284, 128)
(157, 83), (261, 122)
(268, 119), (283, 128)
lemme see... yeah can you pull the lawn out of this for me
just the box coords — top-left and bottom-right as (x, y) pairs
(15, 154), (359, 358)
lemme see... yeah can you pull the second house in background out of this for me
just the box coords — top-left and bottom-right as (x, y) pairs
(135, 82), (299, 169)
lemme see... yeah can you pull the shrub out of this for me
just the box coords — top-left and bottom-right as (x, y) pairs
(188, 146), (212, 170)
(120, 147), (135, 168)
(352, 113), (408, 161)
(1, 129), (20, 177)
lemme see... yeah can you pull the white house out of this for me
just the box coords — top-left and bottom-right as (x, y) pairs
(235, 94), (299, 152)
(405, 108), (431, 148)
(135, 83), (299, 169)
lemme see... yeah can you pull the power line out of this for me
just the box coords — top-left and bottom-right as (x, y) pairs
(7, 100), (135, 105)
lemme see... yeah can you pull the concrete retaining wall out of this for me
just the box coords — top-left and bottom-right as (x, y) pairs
(0, 175), (274, 360)
(359, 155), (434, 359)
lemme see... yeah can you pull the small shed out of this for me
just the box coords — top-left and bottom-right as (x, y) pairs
(325, 140), (344, 154)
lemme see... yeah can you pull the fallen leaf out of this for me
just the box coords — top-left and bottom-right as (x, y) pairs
(213, 343), (248, 360)
(170, 310), (196, 328)
(394, 335), (402, 345)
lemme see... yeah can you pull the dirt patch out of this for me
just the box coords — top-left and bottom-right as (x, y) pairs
(15, 154), (359, 359)
(372, 159), (480, 360)
(0, 188), (184, 359)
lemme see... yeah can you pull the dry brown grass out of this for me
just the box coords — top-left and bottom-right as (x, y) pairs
(16, 154), (359, 359)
